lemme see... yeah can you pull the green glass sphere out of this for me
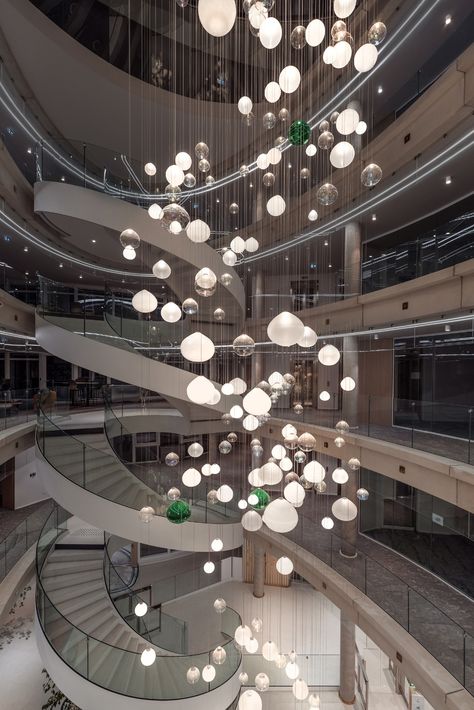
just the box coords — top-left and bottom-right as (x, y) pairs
(288, 120), (311, 146)
(250, 488), (270, 510)
(166, 500), (191, 524)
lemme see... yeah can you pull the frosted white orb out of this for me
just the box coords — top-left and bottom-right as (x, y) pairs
(318, 344), (341, 365)
(230, 236), (246, 253)
(175, 151), (192, 171)
(141, 647), (156, 666)
(256, 153), (270, 170)
(161, 302), (181, 323)
(271, 444), (286, 460)
(268, 372), (284, 386)
(248, 2), (267, 29)
(203, 561), (215, 574)
(261, 461), (283, 486)
(323, 46), (335, 64)
(263, 498), (298, 532)
(241, 509), (263, 531)
(246, 237), (259, 252)
(180, 332), (215, 362)
(144, 162), (156, 176)
(182, 467), (201, 487)
(322, 516), (334, 530)
(222, 383), (234, 396)
(248, 468), (265, 486)
(132, 290), (157, 313)
(268, 311), (304, 346)
(254, 672), (269, 692)
(306, 143), (317, 157)
(267, 147), (282, 165)
(332, 40), (352, 68)
(334, 0), (357, 18)
(198, 0), (237, 37)
(238, 499), (248, 510)
(341, 376), (356, 391)
(279, 65), (301, 94)
(285, 661), (299, 679)
(122, 245), (136, 260)
(284, 480), (305, 507)
(303, 460), (326, 484)
(230, 377), (247, 395)
(235, 624), (252, 646)
(309, 693), (321, 706)
(135, 601), (148, 617)
(260, 17), (282, 49)
(210, 464), (221, 475)
(211, 537), (223, 552)
(330, 141), (355, 168)
(265, 81), (281, 103)
(298, 432), (316, 451)
(238, 690), (262, 710)
(279, 457), (293, 472)
(319, 390), (331, 401)
(243, 388), (272, 416)
(293, 678), (309, 700)
(166, 164), (185, 187)
(354, 43), (378, 73)
(139, 506), (155, 523)
(282, 424), (297, 437)
(217, 484), (234, 502)
(332, 467), (349, 484)
(356, 120), (368, 135)
(202, 664), (216, 682)
(243, 415), (260, 431)
(223, 249), (237, 266)
(148, 203), (163, 220)
(306, 19), (325, 46)
(266, 195), (286, 216)
(195, 267), (217, 296)
(201, 464), (212, 477)
(275, 654), (287, 669)
(238, 96), (253, 115)
(187, 219), (211, 243)
(187, 376), (215, 405)
(262, 641), (279, 661)
(336, 109), (360, 136)
(332, 496), (358, 521)
(230, 405), (244, 419)
(152, 259), (171, 279)
(298, 326), (318, 347)
(188, 442), (204, 458)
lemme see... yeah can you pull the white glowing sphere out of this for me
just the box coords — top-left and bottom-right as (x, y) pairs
(210, 464), (220, 475)
(285, 661), (299, 679)
(332, 467), (349, 484)
(238, 96), (253, 115)
(238, 499), (248, 510)
(243, 415), (260, 431)
(223, 250), (237, 266)
(330, 141), (355, 168)
(248, 2), (267, 29)
(182, 467), (201, 487)
(261, 461), (283, 486)
(263, 498), (298, 532)
(243, 388), (272, 416)
(187, 219), (211, 243)
(222, 383), (234, 395)
(266, 194), (287, 217)
(241, 509), (263, 531)
(267, 147), (282, 165)
(262, 641), (279, 661)
(332, 40), (352, 68)
(341, 376), (356, 391)
(293, 678), (309, 701)
(356, 120), (367, 135)
(141, 647), (156, 666)
(206, 388), (221, 406)
(234, 624), (252, 646)
(332, 496), (358, 521)
(323, 46), (335, 64)
(309, 693), (321, 707)
(187, 376), (215, 405)
(238, 689), (262, 710)
(354, 43), (378, 72)
(175, 151), (192, 171)
(322, 516), (334, 530)
(188, 442), (204, 458)
(268, 311), (305, 346)
(256, 153), (270, 170)
(198, 0), (237, 37)
(334, 0), (357, 18)
(161, 302), (181, 323)
(279, 65), (301, 94)
(230, 377), (247, 395)
(132, 289), (157, 313)
(248, 467), (265, 487)
(217, 484), (234, 503)
(306, 19), (325, 46)
(180, 332), (215, 362)
(282, 424), (297, 437)
(303, 460), (326, 484)
(166, 164), (185, 187)
(211, 537), (224, 552)
(201, 464), (212, 477)
(279, 457), (293, 472)
(260, 17), (282, 49)
(306, 143), (317, 157)
(134, 601), (148, 617)
(269, 372), (284, 386)
(271, 444), (286, 460)
(265, 81), (281, 103)
(148, 203), (163, 220)
(144, 162), (156, 176)
(152, 259), (171, 279)
(246, 638), (259, 654)
(246, 237), (259, 252)
(336, 108), (360, 136)
(122, 245), (136, 260)
(230, 405), (244, 419)
(319, 390), (331, 402)
(204, 561), (215, 574)
(202, 664), (216, 682)
(318, 344), (341, 366)
(284, 480), (305, 507)
(298, 326), (318, 348)
(230, 236), (246, 253)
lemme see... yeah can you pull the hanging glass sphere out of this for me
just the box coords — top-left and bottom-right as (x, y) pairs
(262, 172), (275, 188)
(183, 173), (196, 188)
(239, 671), (249, 685)
(263, 112), (277, 129)
(241, 509), (263, 532)
(161, 203), (190, 234)
(139, 506), (155, 523)
(144, 162), (156, 176)
(319, 120), (330, 133)
(332, 497), (358, 522)
(122, 245), (136, 260)
(298, 432), (316, 451)
(207, 489), (218, 504)
(165, 452), (179, 467)
(214, 597), (227, 614)
(213, 307), (225, 322)
(240, 164), (249, 177)
(357, 487), (370, 501)
(348, 457), (361, 470)
(152, 259), (171, 279)
(293, 678), (309, 701)
(223, 249), (237, 266)
(285, 471), (299, 484)
(341, 376), (356, 391)
(279, 65), (301, 93)
(242, 111), (255, 126)
(165, 184), (181, 203)
(300, 167), (310, 180)
(294, 450), (306, 465)
(317, 183), (338, 206)
(195, 141), (209, 159)
(202, 664), (216, 682)
(181, 298), (198, 316)
(195, 267), (217, 297)
(334, 436), (345, 448)
(279, 108), (290, 123)
(306, 18), (325, 46)
(361, 163), (383, 187)
(166, 500), (191, 524)
(318, 131), (335, 150)
(306, 143), (317, 157)
(331, 20), (347, 41)
(336, 420), (350, 434)
(309, 694), (321, 707)
(303, 460), (325, 484)
(205, 175), (215, 185)
(330, 111), (340, 124)
(255, 673), (270, 692)
(288, 120), (311, 146)
(294, 403), (304, 415)
(203, 560), (215, 574)
(368, 21), (387, 45)
(354, 42), (379, 72)
(198, 158), (211, 173)
(262, 641), (279, 661)
(259, 17), (282, 49)
(332, 467), (349, 484)
(219, 440), (232, 455)
(229, 202), (240, 215)
(315, 480), (327, 493)
(290, 25), (306, 49)
(141, 647), (156, 666)
(120, 228), (140, 250)
(167, 487), (181, 501)
(186, 666), (200, 684)
(233, 333), (255, 356)
(238, 96), (253, 115)
(265, 81), (281, 103)
(220, 272), (233, 286)
(251, 616), (263, 633)
(249, 488), (270, 509)
(148, 203), (163, 220)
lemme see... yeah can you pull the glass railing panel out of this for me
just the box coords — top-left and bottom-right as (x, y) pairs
(465, 633), (474, 696)
(241, 654), (340, 687)
(365, 558), (409, 630)
(330, 535), (366, 594)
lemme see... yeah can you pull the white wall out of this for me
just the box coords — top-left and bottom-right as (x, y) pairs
(15, 446), (49, 508)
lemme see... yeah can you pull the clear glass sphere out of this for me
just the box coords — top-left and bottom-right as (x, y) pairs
(330, 110), (340, 124)
(161, 203), (190, 233)
(205, 175), (215, 185)
(294, 403), (304, 415)
(195, 267), (217, 297)
(279, 108), (290, 122)
(317, 182), (338, 206)
(229, 202), (239, 214)
(233, 334), (255, 357)
(182, 297), (198, 315)
(242, 111), (255, 126)
(318, 130), (334, 150)
(263, 112), (277, 129)
(183, 173), (196, 188)
(219, 440), (232, 454)
(165, 184), (181, 202)
(214, 307), (225, 321)
(315, 480), (327, 493)
(357, 487), (370, 501)
(300, 167), (310, 180)
(207, 489), (218, 504)
(165, 452), (179, 467)
(119, 228), (140, 250)
(331, 19), (347, 41)
(198, 158), (210, 173)
(263, 172), (275, 187)
(240, 164), (249, 176)
(368, 21), (387, 45)
(361, 163), (383, 187)
(221, 272), (233, 286)
(319, 120), (330, 132)
(195, 142), (209, 159)
(167, 486), (181, 500)
(290, 25), (306, 49)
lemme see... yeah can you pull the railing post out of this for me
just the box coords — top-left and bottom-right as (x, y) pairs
(82, 444), (86, 488)
(367, 395), (371, 437)
(468, 409), (472, 465)
(86, 635), (90, 679)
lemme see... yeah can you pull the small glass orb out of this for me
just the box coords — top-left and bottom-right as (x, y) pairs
(357, 487), (370, 501)
(285, 470), (298, 483)
(239, 671), (249, 685)
(195, 141), (209, 159)
(279, 108), (290, 122)
(202, 664), (216, 683)
(167, 487), (181, 501)
(166, 500), (191, 524)
(238, 499), (248, 510)
(300, 167), (310, 180)
(122, 245), (136, 260)
(139, 506), (155, 523)
(251, 616), (263, 633)
(308, 209), (318, 221)
(315, 480), (327, 493)
(298, 475), (312, 490)
(219, 440), (232, 454)
(229, 202), (239, 214)
(275, 653), (287, 669)
(240, 164), (249, 177)
(212, 646), (226, 664)
(348, 457), (361, 470)
(207, 489), (218, 504)
(294, 403), (304, 415)
(319, 120), (330, 132)
(263, 112), (277, 129)
(120, 228), (140, 249)
(334, 436), (345, 448)
(322, 516), (334, 529)
(331, 19), (347, 41)
(161, 203), (190, 233)
(144, 162), (156, 176)
(203, 560), (215, 574)
(214, 307), (225, 321)
(186, 666), (200, 684)
(165, 452), (179, 467)
(233, 333), (255, 356)
(306, 143), (317, 157)
(205, 175), (215, 185)
(221, 272), (233, 286)
(198, 158), (210, 173)
(255, 672), (270, 692)
(195, 267), (217, 297)
(227, 432), (238, 444)
(141, 647), (156, 666)
(290, 25), (307, 49)
(263, 172), (275, 187)
(368, 21), (387, 45)
(317, 182), (338, 205)
(221, 413), (232, 426)
(330, 110), (340, 124)
(298, 432), (316, 452)
(336, 420), (350, 434)
(182, 297), (198, 315)
(165, 184), (181, 202)
(222, 249), (237, 266)
(317, 130), (334, 150)
(241, 111), (254, 127)
(361, 163), (383, 187)
(288, 119), (311, 146)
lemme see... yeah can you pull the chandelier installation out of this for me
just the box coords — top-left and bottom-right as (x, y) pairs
(120, 1), (385, 703)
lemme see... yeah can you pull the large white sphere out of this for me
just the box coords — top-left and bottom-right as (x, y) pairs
(303, 460), (326, 484)
(354, 43), (378, 72)
(268, 371), (284, 386)
(268, 311), (305, 346)
(266, 195), (286, 216)
(293, 678), (309, 701)
(132, 289), (157, 313)
(332, 40), (352, 68)
(230, 236), (246, 253)
(152, 259), (171, 279)
(319, 390), (331, 402)
(298, 326), (318, 348)
(195, 267), (217, 294)
(238, 689), (262, 710)
(261, 461), (283, 485)
(336, 109), (360, 136)
(202, 664), (216, 682)
(341, 376), (356, 391)
(246, 237), (259, 252)
(144, 162), (156, 176)
(323, 46), (335, 64)
(279, 65), (301, 94)
(187, 219), (211, 243)
(356, 120), (368, 135)
(135, 601), (148, 617)
(161, 302), (181, 323)
(285, 661), (299, 679)
(230, 405), (244, 419)
(276, 556), (294, 575)
(243, 414), (260, 431)
(318, 344), (340, 366)
(263, 498), (298, 532)
(284, 480), (305, 507)
(187, 376), (215, 404)
(223, 250), (237, 266)
(332, 467), (349, 484)
(260, 17), (282, 49)
(217, 484), (234, 502)
(262, 641), (279, 661)
(256, 153), (270, 170)
(282, 424), (297, 437)
(182, 467), (201, 487)
(306, 19), (325, 46)
(175, 151), (192, 171)
(188, 442), (204, 458)
(254, 672), (269, 690)
(243, 388), (272, 416)
(332, 496), (358, 521)
(238, 96), (253, 115)
(330, 141), (355, 168)
(334, 0), (357, 18)
(241, 509), (263, 531)
(198, 0), (237, 37)
(141, 647), (156, 666)
(279, 457), (293, 472)
(248, 468), (265, 487)
(180, 332), (215, 362)
(248, 2), (267, 29)
(148, 203), (163, 220)
(166, 164), (185, 187)
(322, 516), (334, 530)
(234, 624), (252, 646)
(271, 444), (286, 460)
(267, 147), (282, 166)
(123, 245), (136, 260)
(265, 81), (281, 103)
(230, 377), (247, 395)
(221, 382), (234, 396)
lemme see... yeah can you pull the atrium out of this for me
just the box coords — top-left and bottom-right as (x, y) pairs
(0, 1), (473, 709)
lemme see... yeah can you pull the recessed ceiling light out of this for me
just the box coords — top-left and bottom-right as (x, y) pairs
(444, 324), (451, 332)
(60, 176), (66, 182)
(79, 274), (83, 279)
(59, 263), (63, 268)
(328, 263), (332, 268)
(377, 85), (383, 94)
(445, 14), (452, 25)
(324, 239), (328, 246)
(27, 147), (32, 154)
(371, 213), (377, 221)
(288, 163), (292, 169)
(91, 239), (96, 244)
(23, 246), (28, 252)
(25, 271), (29, 275)
(445, 175), (452, 185)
